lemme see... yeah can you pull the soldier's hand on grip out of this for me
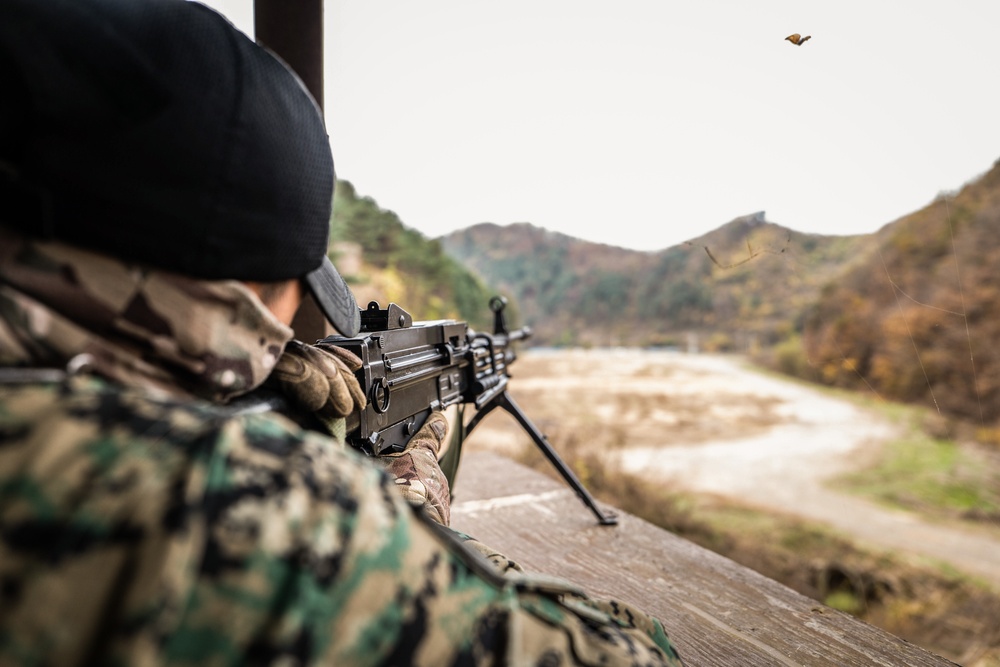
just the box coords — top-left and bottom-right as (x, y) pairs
(266, 340), (366, 430)
(371, 411), (452, 526)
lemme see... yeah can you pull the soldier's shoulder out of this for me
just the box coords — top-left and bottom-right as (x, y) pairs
(1, 374), (215, 434)
(0, 373), (334, 455)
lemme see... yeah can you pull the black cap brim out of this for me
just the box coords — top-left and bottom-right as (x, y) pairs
(304, 256), (361, 336)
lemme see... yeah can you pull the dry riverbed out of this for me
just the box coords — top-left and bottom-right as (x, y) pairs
(462, 348), (1000, 589)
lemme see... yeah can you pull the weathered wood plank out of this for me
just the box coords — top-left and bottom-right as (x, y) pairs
(450, 451), (956, 667)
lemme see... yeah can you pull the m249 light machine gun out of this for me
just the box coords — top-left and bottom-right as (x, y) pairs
(318, 297), (618, 526)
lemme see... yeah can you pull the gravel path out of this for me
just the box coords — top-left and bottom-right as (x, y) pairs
(614, 353), (1000, 588)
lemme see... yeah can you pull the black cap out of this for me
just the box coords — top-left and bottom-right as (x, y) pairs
(0, 0), (360, 336)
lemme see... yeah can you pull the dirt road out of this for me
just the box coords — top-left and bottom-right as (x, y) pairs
(467, 348), (1000, 589)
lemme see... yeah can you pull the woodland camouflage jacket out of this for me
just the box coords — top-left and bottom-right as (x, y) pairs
(0, 230), (683, 666)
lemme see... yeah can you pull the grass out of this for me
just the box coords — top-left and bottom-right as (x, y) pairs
(830, 403), (1000, 527)
(746, 357), (1000, 528)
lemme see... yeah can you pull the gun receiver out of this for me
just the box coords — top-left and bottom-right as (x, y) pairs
(318, 297), (617, 526)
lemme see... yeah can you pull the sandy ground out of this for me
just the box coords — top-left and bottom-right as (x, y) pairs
(465, 348), (1000, 589)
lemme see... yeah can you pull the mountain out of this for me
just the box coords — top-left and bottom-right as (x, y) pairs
(335, 156), (1000, 424)
(802, 159), (1000, 423)
(440, 216), (867, 349)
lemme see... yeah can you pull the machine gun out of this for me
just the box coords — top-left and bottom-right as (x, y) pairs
(318, 296), (617, 526)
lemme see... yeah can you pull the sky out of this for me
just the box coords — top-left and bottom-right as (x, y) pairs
(202, 1), (1000, 252)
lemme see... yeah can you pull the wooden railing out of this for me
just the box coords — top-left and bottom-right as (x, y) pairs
(451, 451), (956, 667)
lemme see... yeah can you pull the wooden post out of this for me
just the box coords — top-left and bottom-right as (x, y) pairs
(253, 0), (330, 342)
(253, 0), (323, 106)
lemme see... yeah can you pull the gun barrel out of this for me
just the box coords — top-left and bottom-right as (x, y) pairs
(508, 325), (532, 342)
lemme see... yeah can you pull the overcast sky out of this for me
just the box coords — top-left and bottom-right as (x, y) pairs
(202, 1), (1000, 252)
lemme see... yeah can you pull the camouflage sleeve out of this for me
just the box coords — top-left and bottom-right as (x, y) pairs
(448, 528), (527, 576)
(0, 378), (683, 666)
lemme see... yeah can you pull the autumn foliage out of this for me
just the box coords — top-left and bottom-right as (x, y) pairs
(803, 160), (1000, 423)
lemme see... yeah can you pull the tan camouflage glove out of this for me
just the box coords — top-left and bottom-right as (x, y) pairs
(371, 411), (452, 526)
(457, 534), (525, 575)
(265, 339), (366, 432)
(267, 342), (450, 524)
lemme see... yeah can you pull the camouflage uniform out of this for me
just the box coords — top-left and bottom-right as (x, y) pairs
(0, 232), (684, 666)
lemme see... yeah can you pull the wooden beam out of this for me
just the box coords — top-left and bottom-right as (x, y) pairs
(253, 0), (330, 342)
(451, 451), (956, 666)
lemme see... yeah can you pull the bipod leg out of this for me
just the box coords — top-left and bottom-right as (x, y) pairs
(469, 391), (617, 526)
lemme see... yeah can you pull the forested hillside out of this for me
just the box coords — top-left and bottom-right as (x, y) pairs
(330, 180), (495, 330)
(440, 216), (866, 350)
(802, 159), (1000, 424)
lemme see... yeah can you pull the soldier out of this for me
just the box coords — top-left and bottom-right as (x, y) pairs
(0, 0), (684, 665)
